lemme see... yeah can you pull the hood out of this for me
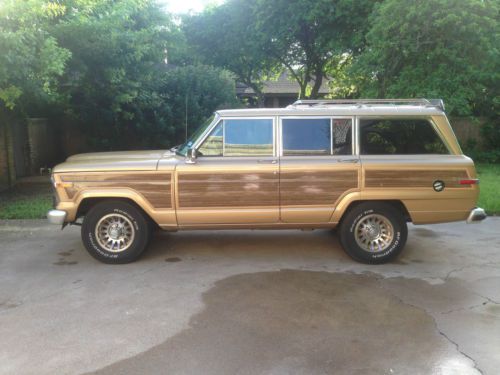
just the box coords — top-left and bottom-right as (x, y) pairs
(66, 150), (168, 162)
(53, 150), (175, 173)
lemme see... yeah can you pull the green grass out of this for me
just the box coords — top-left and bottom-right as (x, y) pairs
(477, 163), (500, 215)
(0, 186), (52, 220)
(0, 195), (52, 219)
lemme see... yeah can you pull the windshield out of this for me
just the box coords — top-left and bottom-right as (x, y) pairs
(176, 114), (217, 156)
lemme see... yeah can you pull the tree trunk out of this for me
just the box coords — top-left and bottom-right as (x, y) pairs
(310, 70), (324, 99)
(299, 81), (308, 99)
(256, 92), (265, 108)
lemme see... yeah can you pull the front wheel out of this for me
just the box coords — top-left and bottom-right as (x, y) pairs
(339, 202), (408, 264)
(81, 200), (151, 264)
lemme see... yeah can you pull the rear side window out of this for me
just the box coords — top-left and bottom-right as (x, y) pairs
(282, 118), (352, 156)
(283, 118), (330, 155)
(360, 119), (449, 155)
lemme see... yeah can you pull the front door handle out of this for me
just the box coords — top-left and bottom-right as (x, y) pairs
(258, 159), (278, 164)
(337, 159), (359, 163)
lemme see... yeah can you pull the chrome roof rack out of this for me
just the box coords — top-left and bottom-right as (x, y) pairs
(289, 98), (445, 112)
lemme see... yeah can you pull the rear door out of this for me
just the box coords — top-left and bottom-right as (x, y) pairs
(278, 116), (360, 223)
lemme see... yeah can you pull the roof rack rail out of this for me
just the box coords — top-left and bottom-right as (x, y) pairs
(289, 98), (445, 112)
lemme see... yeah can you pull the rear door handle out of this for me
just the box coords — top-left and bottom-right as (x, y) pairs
(258, 159), (277, 164)
(337, 159), (359, 163)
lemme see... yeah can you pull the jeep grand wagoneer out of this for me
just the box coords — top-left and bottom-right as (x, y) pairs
(48, 99), (486, 264)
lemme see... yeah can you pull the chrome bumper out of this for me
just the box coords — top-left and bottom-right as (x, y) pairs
(466, 207), (487, 224)
(47, 209), (67, 225)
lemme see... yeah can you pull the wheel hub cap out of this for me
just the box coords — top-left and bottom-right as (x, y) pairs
(354, 214), (394, 253)
(95, 214), (135, 253)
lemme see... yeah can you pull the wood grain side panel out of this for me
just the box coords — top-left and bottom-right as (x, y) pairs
(178, 172), (278, 208)
(61, 173), (172, 209)
(280, 170), (359, 206)
(365, 170), (469, 188)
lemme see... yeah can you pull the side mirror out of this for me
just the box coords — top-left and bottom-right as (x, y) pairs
(185, 147), (197, 164)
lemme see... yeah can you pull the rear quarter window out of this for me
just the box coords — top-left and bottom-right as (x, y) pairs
(359, 119), (449, 155)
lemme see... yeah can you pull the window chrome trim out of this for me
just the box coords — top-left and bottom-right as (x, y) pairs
(278, 115), (355, 157)
(330, 119), (334, 155)
(353, 116), (359, 156)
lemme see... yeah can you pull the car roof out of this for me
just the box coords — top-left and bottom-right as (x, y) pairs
(217, 99), (447, 117)
(217, 106), (444, 117)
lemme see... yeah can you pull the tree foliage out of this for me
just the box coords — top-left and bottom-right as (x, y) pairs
(157, 65), (238, 146)
(184, 0), (276, 105)
(0, 0), (237, 150)
(51, 0), (173, 148)
(1, 0), (498, 154)
(186, 0), (379, 100)
(352, 0), (499, 116)
(0, 0), (71, 109)
(254, 0), (379, 99)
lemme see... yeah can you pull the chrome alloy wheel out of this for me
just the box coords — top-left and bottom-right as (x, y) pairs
(95, 213), (135, 252)
(354, 214), (394, 253)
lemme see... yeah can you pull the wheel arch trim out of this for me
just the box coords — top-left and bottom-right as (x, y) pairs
(330, 193), (412, 224)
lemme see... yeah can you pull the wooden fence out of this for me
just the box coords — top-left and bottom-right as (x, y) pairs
(0, 115), (58, 191)
(0, 114), (490, 192)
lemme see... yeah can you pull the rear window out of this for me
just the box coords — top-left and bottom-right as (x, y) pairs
(359, 119), (449, 155)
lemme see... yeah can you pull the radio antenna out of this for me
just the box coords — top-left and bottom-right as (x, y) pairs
(185, 92), (188, 142)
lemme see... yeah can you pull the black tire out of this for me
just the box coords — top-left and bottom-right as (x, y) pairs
(339, 202), (407, 264)
(81, 200), (151, 264)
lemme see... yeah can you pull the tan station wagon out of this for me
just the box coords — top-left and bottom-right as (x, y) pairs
(48, 99), (486, 264)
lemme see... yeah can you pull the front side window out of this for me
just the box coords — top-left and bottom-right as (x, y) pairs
(198, 121), (223, 156)
(360, 119), (449, 155)
(177, 115), (215, 156)
(281, 118), (352, 156)
(196, 118), (274, 157)
(224, 119), (273, 156)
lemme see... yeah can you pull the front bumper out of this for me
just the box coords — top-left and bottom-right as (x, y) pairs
(466, 207), (487, 224)
(47, 209), (67, 225)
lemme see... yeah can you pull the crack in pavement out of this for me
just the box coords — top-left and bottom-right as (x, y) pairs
(376, 280), (483, 375)
(437, 329), (484, 375)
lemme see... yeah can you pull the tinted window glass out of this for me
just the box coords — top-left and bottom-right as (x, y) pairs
(283, 118), (331, 156)
(198, 121), (223, 156)
(224, 119), (273, 156)
(360, 119), (448, 155)
(282, 118), (352, 156)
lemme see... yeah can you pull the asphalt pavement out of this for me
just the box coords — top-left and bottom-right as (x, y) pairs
(0, 218), (499, 374)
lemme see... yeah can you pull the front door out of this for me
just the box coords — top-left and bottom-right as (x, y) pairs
(279, 116), (360, 223)
(176, 117), (279, 226)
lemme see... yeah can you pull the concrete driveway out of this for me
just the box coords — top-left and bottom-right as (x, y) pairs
(0, 218), (499, 375)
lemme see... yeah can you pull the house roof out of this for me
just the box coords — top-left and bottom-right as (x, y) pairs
(236, 71), (330, 96)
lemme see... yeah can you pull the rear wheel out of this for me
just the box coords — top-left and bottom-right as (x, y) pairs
(81, 200), (151, 264)
(339, 202), (407, 264)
